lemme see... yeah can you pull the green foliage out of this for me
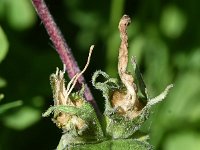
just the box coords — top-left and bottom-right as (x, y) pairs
(0, 0), (36, 30)
(0, 26), (23, 124)
(68, 139), (151, 150)
(160, 5), (187, 38)
(0, 26), (8, 63)
(0, 76), (7, 88)
(2, 106), (41, 130)
(0, 0), (200, 150)
(0, 93), (4, 100)
(163, 131), (200, 150)
(0, 100), (22, 114)
(91, 69), (172, 139)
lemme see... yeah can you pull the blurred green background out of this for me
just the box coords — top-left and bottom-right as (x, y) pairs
(0, 0), (200, 149)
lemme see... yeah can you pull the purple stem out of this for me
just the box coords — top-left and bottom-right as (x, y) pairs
(31, 0), (99, 113)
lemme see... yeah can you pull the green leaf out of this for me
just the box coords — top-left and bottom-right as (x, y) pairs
(150, 72), (200, 148)
(2, 106), (41, 130)
(144, 30), (172, 94)
(0, 26), (9, 63)
(160, 5), (187, 38)
(0, 0), (6, 19)
(147, 84), (173, 107)
(128, 34), (145, 66)
(0, 77), (7, 88)
(131, 57), (148, 102)
(42, 105), (85, 118)
(92, 70), (119, 111)
(7, 0), (36, 30)
(0, 100), (22, 114)
(163, 131), (200, 150)
(0, 94), (4, 101)
(164, 72), (200, 120)
(66, 139), (152, 150)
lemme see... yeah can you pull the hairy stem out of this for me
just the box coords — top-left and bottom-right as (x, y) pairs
(31, 0), (99, 113)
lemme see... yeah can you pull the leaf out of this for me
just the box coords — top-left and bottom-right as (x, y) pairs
(150, 72), (200, 148)
(163, 131), (200, 150)
(128, 34), (145, 66)
(0, 0), (6, 19)
(42, 105), (85, 118)
(7, 0), (36, 30)
(92, 70), (119, 111)
(0, 26), (9, 63)
(0, 77), (7, 88)
(2, 106), (41, 130)
(144, 32), (172, 94)
(67, 139), (152, 150)
(0, 94), (4, 101)
(131, 57), (148, 102)
(147, 84), (173, 107)
(0, 100), (22, 114)
(160, 5), (187, 38)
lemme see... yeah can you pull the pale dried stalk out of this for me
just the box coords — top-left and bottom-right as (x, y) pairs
(65, 45), (94, 103)
(118, 15), (138, 107)
(50, 46), (94, 106)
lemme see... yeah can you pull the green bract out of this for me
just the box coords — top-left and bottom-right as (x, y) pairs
(43, 15), (173, 150)
(92, 66), (173, 139)
(43, 60), (172, 150)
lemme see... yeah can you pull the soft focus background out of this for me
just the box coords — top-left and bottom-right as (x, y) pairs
(0, 0), (200, 149)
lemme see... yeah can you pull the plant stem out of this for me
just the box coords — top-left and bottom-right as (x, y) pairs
(31, 0), (99, 113)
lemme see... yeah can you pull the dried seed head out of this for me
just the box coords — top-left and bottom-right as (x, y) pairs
(111, 90), (144, 119)
(53, 113), (87, 133)
(49, 45), (94, 130)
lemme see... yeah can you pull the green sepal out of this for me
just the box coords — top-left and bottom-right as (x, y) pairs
(131, 57), (148, 103)
(43, 95), (104, 149)
(92, 70), (119, 113)
(92, 70), (173, 139)
(43, 102), (103, 132)
(61, 138), (152, 150)
(105, 112), (147, 139)
(92, 70), (141, 138)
